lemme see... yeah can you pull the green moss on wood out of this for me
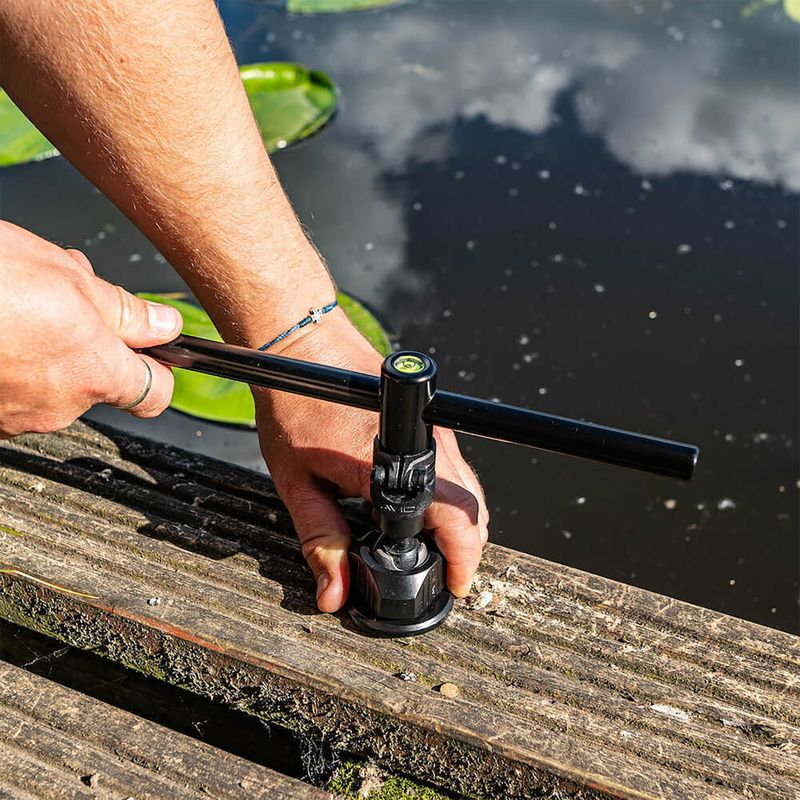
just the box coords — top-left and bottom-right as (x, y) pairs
(327, 760), (454, 799)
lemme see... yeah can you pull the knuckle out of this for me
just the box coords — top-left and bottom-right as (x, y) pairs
(129, 373), (173, 419)
(301, 540), (328, 567)
(113, 284), (135, 333)
(64, 248), (95, 274)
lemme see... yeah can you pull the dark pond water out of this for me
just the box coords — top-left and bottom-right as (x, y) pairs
(2, 0), (797, 636)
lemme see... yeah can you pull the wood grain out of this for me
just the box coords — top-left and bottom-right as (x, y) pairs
(0, 659), (328, 799)
(0, 421), (798, 799)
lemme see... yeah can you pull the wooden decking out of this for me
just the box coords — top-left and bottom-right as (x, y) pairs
(0, 421), (798, 799)
(0, 658), (328, 799)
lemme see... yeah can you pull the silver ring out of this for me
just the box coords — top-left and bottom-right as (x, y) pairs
(119, 359), (153, 410)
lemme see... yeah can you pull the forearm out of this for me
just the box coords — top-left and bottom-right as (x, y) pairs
(0, 0), (333, 345)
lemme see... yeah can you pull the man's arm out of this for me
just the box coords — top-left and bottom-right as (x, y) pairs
(0, 0), (326, 342)
(0, 0), (488, 612)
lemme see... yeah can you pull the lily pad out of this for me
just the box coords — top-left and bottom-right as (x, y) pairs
(0, 90), (58, 167)
(288, 0), (399, 12)
(742, 0), (800, 19)
(137, 291), (391, 427)
(336, 291), (392, 357)
(240, 63), (337, 152)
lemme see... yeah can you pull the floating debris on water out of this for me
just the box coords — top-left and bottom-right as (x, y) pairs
(538, 169), (550, 179)
(677, 244), (692, 254)
(664, 499), (677, 510)
(594, 283), (605, 293)
(717, 498), (737, 511)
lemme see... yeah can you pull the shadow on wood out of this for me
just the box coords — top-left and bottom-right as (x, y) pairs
(0, 421), (798, 799)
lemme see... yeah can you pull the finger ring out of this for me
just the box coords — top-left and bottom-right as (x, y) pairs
(119, 359), (153, 410)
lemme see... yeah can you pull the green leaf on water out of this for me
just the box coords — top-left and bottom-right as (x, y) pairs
(288, 0), (399, 13)
(136, 293), (256, 427)
(336, 291), (392, 357)
(0, 90), (58, 167)
(1, 65), (334, 167)
(137, 291), (392, 427)
(742, 0), (800, 19)
(784, 0), (800, 21)
(241, 63), (337, 152)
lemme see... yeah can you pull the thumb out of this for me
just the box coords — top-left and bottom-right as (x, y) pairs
(280, 477), (351, 613)
(86, 278), (182, 347)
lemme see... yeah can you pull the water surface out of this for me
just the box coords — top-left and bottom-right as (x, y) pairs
(2, 0), (797, 631)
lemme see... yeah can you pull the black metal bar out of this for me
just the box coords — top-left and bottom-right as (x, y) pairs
(379, 353), (437, 454)
(143, 334), (379, 411)
(426, 392), (697, 481)
(142, 335), (698, 480)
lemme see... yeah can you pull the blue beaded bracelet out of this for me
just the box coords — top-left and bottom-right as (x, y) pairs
(257, 300), (338, 352)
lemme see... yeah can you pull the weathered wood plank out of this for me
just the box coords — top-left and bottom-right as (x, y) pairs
(0, 421), (798, 799)
(0, 659), (329, 799)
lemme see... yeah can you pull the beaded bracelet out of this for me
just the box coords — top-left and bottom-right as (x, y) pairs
(257, 300), (338, 352)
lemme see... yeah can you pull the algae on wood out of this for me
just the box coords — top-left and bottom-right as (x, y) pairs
(1, 422), (798, 800)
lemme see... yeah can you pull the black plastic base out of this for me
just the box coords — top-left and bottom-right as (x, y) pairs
(347, 590), (453, 637)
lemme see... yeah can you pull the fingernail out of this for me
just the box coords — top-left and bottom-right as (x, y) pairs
(316, 572), (330, 601)
(147, 303), (181, 335)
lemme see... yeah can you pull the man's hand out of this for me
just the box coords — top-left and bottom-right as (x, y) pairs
(254, 310), (490, 612)
(0, 0), (491, 609)
(0, 221), (182, 438)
